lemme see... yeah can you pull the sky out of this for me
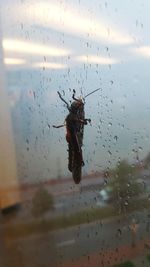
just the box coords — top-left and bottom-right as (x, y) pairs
(1, 0), (150, 181)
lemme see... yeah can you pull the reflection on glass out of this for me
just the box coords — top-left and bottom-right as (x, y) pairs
(1, 0), (150, 266)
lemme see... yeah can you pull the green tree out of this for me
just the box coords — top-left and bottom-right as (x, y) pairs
(143, 152), (150, 168)
(110, 160), (142, 214)
(32, 187), (54, 218)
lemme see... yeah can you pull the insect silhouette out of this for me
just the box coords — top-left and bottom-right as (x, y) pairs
(53, 88), (100, 184)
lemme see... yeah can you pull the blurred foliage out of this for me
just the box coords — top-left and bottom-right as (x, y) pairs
(110, 160), (143, 214)
(114, 261), (135, 267)
(143, 152), (150, 168)
(32, 187), (54, 218)
(146, 254), (150, 262)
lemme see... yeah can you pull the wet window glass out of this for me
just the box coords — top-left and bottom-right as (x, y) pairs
(1, 1), (150, 267)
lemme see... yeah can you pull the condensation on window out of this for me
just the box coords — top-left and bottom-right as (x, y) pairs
(0, 1), (150, 267)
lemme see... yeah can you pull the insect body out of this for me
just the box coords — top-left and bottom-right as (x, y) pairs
(53, 89), (100, 184)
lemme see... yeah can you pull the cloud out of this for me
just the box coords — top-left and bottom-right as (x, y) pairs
(29, 2), (133, 45)
(133, 46), (150, 58)
(3, 39), (71, 57)
(32, 62), (67, 69)
(4, 57), (26, 65)
(76, 54), (119, 65)
(9, 1), (134, 46)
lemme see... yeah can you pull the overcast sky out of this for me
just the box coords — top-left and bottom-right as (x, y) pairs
(1, 0), (150, 181)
